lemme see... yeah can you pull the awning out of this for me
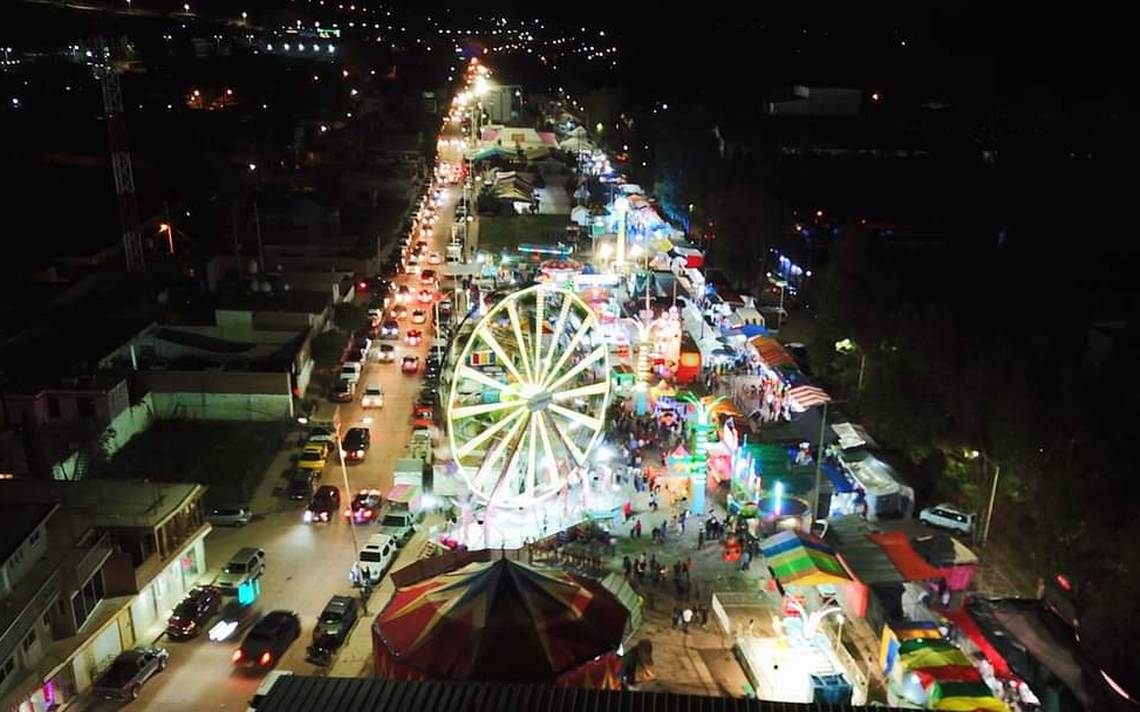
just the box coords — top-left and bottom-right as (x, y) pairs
(760, 530), (851, 587)
(868, 531), (945, 582)
(749, 335), (797, 369)
(823, 515), (903, 585)
(822, 462), (856, 493)
(788, 384), (831, 409)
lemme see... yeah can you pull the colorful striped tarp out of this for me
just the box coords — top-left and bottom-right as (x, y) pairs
(759, 530), (851, 587)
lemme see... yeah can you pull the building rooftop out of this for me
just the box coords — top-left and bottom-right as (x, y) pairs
(260, 676), (899, 712)
(0, 480), (203, 531)
(0, 502), (57, 568)
(216, 289), (331, 316)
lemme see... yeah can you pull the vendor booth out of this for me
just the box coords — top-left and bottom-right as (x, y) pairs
(838, 449), (915, 521)
(880, 623), (1009, 711)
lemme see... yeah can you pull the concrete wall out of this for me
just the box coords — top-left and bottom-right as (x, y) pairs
(139, 370), (293, 421)
(52, 393), (156, 480)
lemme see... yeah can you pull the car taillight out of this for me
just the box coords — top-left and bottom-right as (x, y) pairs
(232, 649), (243, 663)
(363, 510), (373, 519)
(259, 651), (273, 667)
(343, 509), (352, 518)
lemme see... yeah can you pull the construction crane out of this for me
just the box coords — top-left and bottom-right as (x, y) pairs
(92, 37), (145, 273)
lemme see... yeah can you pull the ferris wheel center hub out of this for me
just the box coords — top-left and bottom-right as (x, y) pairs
(525, 390), (553, 412)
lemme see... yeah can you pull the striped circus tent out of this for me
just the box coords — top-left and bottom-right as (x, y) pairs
(748, 336), (797, 369)
(788, 384), (832, 410)
(373, 559), (626, 688)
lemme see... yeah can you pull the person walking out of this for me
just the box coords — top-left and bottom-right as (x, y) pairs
(622, 555), (632, 579)
(698, 529), (705, 549)
(682, 607), (693, 633)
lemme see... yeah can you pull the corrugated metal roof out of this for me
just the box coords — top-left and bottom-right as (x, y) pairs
(260, 676), (900, 711)
(824, 515), (903, 585)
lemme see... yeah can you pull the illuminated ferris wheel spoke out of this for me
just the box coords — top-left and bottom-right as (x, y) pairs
(549, 403), (604, 433)
(455, 365), (510, 392)
(505, 300), (534, 383)
(525, 417), (539, 495)
(450, 399), (522, 420)
(541, 313), (595, 391)
(550, 380), (610, 403)
(539, 295), (573, 382)
(533, 287), (545, 377)
(478, 328), (526, 385)
(454, 407), (526, 459)
(546, 412), (587, 465)
(545, 345), (607, 393)
(473, 412), (529, 495)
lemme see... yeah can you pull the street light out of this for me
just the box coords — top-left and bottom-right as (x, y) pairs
(964, 449), (1001, 545)
(835, 338), (866, 402)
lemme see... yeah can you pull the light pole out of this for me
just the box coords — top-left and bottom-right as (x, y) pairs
(835, 338), (866, 403)
(965, 449), (1001, 545)
(334, 408), (363, 598)
(811, 400), (829, 520)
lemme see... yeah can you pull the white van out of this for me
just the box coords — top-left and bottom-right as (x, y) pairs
(919, 503), (975, 535)
(351, 534), (395, 586)
(248, 670), (293, 710)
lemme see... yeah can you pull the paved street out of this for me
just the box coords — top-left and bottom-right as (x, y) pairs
(76, 146), (467, 711)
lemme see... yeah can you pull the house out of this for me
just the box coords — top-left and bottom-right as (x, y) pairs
(0, 479), (209, 710)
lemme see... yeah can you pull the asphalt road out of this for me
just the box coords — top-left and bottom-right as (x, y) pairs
(80, 145), (465, 711)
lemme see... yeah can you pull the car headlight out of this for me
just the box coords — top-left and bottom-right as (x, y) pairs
(303, 510), (313, 522)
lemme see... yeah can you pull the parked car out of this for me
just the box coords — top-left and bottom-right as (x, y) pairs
(378, 510), (416, 548)
(342, 427), (371, 462)
(209, 601), (261, 642)
(338, 361), (363, 384)
(207, 506), (253, 527)
(233, 611), (301, 669)
(93, 646), (169, 701)
(166, 585), (222, 640)
(248, 670), (293, 711)
(306, 595), (359, 664)
(376, 343), (396, 362)
(919, 503), (976, 534)
(351, 533), (396, 586)
(303, 485), (341, 524)
(306, 424), (337, 447)
(401, 355), (420, 374)
(287, 469), (317, 500)
(330, 379), (355, 403)
(361, 382), (384, 408)
(346, 489), (382, 523)
(295, 444), (328, 472)
(215, 548), (266, 595)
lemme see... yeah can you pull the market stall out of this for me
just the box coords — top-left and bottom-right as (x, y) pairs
(881, 625), (1009, 711)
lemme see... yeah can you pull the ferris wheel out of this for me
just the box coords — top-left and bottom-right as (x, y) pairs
(446, 285), (611, 508)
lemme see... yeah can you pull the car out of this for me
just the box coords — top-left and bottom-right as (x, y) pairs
(342, 427), (371, 462)
(405, 329), (423, 347)
(417, 289), (433, 304)
(361, 382), (384, 408)
(395, 285), (412, 303)
(367, 306), (383, 322)
(303, 485), (341, 524)
(412, 404), (434, 429)
(208, 600), (260, 642)
(287, 469), (317, 500)
(233, 611), (301, 669)
(427, 251), (442, 265)
(295, 444), (328, 472)
(351, 335), (372, 354)
(330, 379), (355, 403)
(376, 343), (396, 362)
(207, 506), (253, 527)
(414, 240), (428, 253)
(338, 361), (363, 384)
(378, 509), (417, 547)
(215, 548), (266, 595)
(402, 355), (420, 373)
(351, 533), (396, 586)
(346, 489), (383, 523)
(410, 309), (427, 324)
(93, 646), (168, 701)
(248, 670), (294, 710)
(379, 319), (399, 340)
(166, 585), (223, 640)
(306, 595), (360, 664)
(420, 269), (437, 285)
(306, 423), (337, 446)
(417, 386), (441, 407)
(919, 503), (976, 534)
(389, 305), (408, 321)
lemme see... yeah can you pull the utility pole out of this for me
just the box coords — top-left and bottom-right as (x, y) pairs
(811, 400), (829, 521)
(981, 458), (1001, 545)
(253, 199), (265, 270)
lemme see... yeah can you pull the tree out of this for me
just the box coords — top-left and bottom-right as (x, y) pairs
(333, 303), (369, 334)
(311, 330), (347, 366)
